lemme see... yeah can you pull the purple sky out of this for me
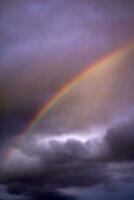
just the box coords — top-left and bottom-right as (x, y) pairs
(0, 1), (134, 200)
(0, 0), (133, 116)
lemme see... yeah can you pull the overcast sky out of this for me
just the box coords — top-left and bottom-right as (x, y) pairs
(0, 0), (134, 199)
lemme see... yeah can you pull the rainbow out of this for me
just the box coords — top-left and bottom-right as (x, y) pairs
(10, 42), (134, 149)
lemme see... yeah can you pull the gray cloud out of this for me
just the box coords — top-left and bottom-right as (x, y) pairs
(1, 118), (134, 199)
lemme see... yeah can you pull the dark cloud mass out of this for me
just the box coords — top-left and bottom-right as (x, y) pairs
(1, 119), (134, 199)
(0, 0), (134, 199)
(105, 119), (134, 161)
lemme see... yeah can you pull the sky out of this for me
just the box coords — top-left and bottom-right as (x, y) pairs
(0, 0), (134, 199)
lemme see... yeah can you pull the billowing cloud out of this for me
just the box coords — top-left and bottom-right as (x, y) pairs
(1, 118), (134, 199)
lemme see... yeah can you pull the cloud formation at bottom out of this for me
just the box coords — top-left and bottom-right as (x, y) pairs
(1, 118), (134, 199)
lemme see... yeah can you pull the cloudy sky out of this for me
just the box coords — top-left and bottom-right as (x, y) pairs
(0, 0), (134, 199)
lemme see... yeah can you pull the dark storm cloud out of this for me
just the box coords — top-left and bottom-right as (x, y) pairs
(0, 183), (76, 200)
(1, 138), (107, 187)
(0, 185), (22, 200)
(104, 119), (134, 161)
(1, 119), (134, 199)
(0, 139), (107, 199)
(7, 184), (76, 200)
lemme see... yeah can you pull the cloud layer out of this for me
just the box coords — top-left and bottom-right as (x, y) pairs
(0, 118), (134, 199)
